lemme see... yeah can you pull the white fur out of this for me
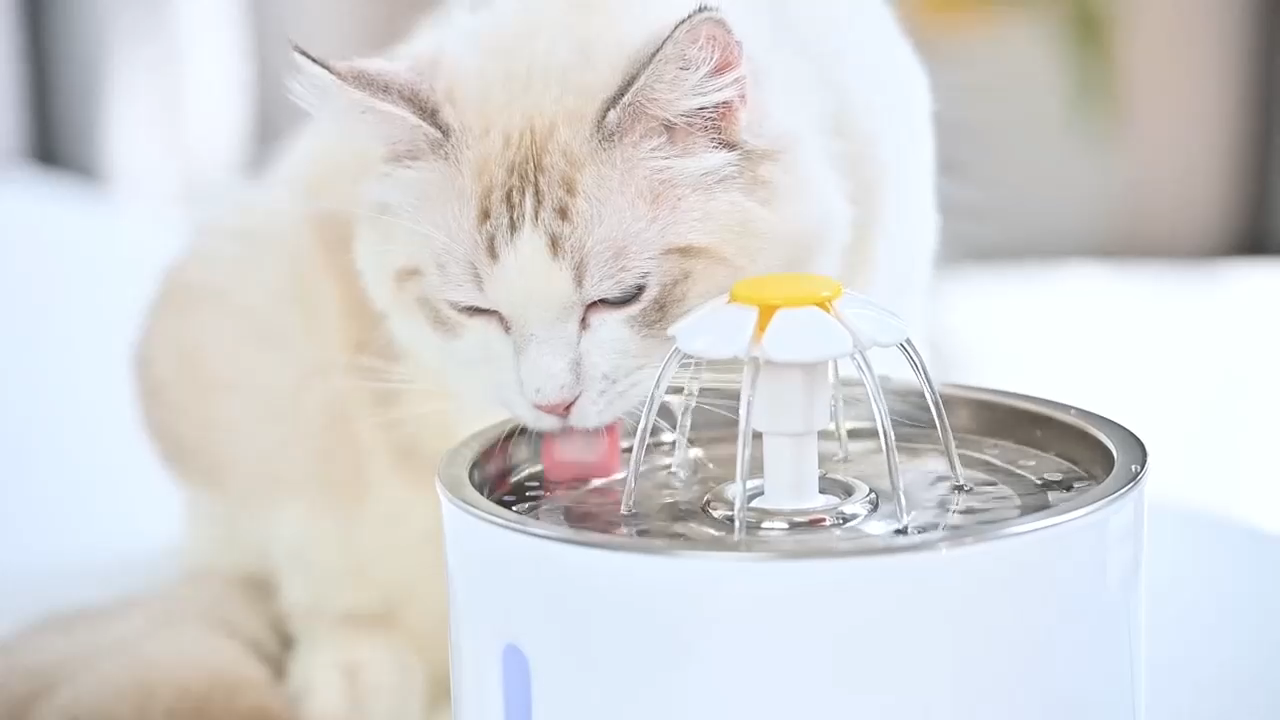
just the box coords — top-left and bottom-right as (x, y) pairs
(325, 0), (939, 431)
(0, 4), (938, 720)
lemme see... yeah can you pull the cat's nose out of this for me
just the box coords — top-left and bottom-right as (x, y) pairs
(535, 398), (578, 418)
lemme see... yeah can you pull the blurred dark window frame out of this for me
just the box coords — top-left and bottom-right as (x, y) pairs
(1255, 0), (1280, 254)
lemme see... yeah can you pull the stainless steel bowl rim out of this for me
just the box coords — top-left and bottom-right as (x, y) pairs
(436, 384), (1149, 559)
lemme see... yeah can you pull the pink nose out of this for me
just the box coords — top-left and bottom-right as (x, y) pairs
(535, 399), (577, 418)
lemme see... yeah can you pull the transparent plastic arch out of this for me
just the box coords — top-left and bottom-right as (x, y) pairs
(620, 285), (968, 538)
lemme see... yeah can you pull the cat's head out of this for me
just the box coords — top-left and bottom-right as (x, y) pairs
(294, 8), (819, 431)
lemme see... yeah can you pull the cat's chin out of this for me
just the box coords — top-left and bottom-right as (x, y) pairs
(512, 410), (627, 435)
(563, 404), (641, 434)
(507, 407), (619, 434)
(496, 394), (633, 433)
(514, 413), (568, 433)
(523, 416), (623, 434)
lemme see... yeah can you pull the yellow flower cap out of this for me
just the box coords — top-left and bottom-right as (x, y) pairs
(729, 273), (843, 337)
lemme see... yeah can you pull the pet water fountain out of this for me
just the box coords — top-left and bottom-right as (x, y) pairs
(438, 273), (1149, 720)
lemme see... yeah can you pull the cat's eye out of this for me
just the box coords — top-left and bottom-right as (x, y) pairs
(450, 303), (507, 330)
(451, 304), (499, 317)
(591, 284), (648, 309)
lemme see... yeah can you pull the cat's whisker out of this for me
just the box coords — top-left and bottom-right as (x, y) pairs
(346, 358), (419, 384)
(364, 400), (455, 420)
(495, 422), (526, 451)
(652, 417), (677, 436)
(348, 378), (441, 393)
(690, 403), (738, 421)
(689, 396), (736, 407)
(312, 204), (492, 266)
(349, 365), (415, 383)
(328, 205), (459, 247)
(362, 400), (456, 425)
(339, 362), (434, 388)
(347, 351), (405, 367)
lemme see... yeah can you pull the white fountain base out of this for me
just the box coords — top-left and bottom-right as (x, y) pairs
(440, 483), (1145, 720)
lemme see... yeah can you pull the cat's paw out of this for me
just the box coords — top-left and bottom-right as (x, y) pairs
(0, 633), (292, 720)
(23, 673), (293, 720)
(288, 625), (437, 720)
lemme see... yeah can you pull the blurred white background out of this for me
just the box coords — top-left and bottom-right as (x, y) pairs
(3, 0), (1269, 254)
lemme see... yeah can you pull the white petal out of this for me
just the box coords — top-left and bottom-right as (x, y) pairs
(666, 293), (731, 338)
(833, 294), (909, 349)
(758, 306), (853, 363)
(671, 303), (758, 360)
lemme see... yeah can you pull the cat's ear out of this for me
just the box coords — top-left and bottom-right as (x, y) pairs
(289, 43), (452, 153)
(598, 9), (746, 148)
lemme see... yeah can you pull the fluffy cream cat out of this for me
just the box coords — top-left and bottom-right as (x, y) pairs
(0, 1), (938, 719)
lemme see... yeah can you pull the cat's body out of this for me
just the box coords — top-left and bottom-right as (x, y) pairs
(0, 2), (938, 719)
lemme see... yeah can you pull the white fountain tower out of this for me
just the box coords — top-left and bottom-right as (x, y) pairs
(622, 272), (967, 536)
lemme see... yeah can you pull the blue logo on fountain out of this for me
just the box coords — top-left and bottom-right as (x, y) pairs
(502, 644), (532, 720)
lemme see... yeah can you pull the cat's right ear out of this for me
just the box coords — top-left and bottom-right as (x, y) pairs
(597, 9), (747, 150)
(289, 43), (452, 154)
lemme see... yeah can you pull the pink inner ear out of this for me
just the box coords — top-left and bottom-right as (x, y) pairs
(685, 19), (747, 137)
(609, 12), (749, 145)
(701, 24), (744, 83)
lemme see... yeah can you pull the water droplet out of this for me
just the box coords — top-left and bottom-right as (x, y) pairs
(526, 489), (545, 497)
(1017, 459), (1037, 467)
(502, 495), (518, 502)
(1042, 472), (1064, 482)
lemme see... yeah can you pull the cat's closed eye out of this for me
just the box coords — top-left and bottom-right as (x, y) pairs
(451, 304), (499, 317)
(590, 284), (647, 309)
(449, 303), (510, 332)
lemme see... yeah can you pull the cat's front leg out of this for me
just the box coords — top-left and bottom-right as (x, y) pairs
(275, 480), (452, 720)
(289, 622), (448, 720)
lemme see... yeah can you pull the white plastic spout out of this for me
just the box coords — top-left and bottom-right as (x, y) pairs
(652, 274), (953, 532)
(757, 434), (822, 509)
(750, 362), (831, 510)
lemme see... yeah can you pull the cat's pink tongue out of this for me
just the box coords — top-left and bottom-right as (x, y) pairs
(541, 422), (622, 485)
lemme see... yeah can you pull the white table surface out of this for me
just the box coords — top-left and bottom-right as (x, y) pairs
(932, 258), (1280, 720)
(933, 257), (1280, 535)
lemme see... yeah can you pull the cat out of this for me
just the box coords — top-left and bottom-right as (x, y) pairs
(0, 1), (939, 718)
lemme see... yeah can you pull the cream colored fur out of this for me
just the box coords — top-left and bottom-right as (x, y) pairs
(0, 2), (938, 719)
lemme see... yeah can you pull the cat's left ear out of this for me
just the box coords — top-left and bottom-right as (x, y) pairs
(289, 43), (452, 154)
(598, 8), (746, 148)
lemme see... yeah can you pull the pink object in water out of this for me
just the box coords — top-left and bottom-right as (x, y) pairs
(541, 422), (623, 484)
